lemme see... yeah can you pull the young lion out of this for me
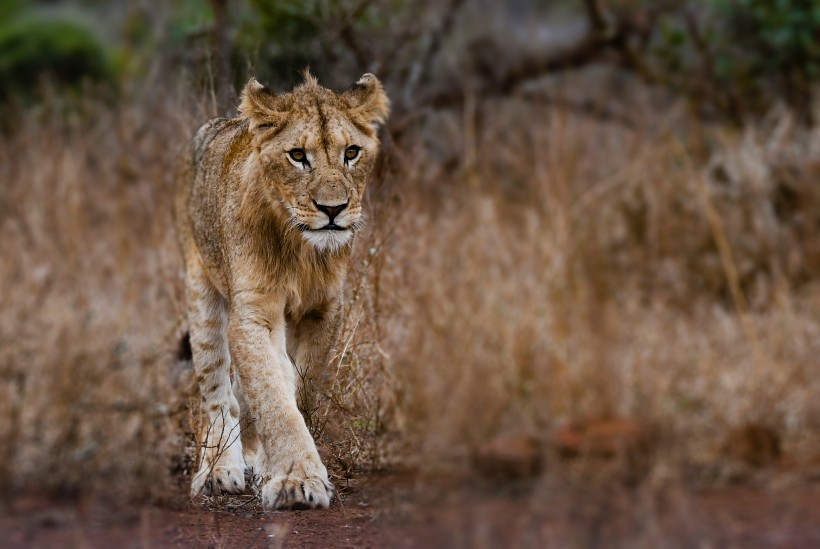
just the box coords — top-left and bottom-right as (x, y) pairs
(175, 73), (389, 510)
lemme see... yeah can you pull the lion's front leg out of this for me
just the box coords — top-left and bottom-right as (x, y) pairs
(185, 258), (245, 498)
(288, 298), (342, 426)
(228, 301), (333, 510)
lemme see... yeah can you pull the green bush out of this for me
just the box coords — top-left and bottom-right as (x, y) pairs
(0, 16), (113, 103)
(240, 0), (328, 88)
(238, 0), (393, 89)
(651, 0), (820, 119)
(722, 0), (820, 104)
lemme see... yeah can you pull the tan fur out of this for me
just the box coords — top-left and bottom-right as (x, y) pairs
(175, 73), (389, 509)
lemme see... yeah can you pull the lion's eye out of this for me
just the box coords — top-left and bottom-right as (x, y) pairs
(288, 149), (306, 162)
(287, 148), (311, 170)
(344, 146), (361, 163)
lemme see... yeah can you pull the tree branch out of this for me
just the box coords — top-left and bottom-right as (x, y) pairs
(401, 2), (677, 119)
(583, 0), (610, 35)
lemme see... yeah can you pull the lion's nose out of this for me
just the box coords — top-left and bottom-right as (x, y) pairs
(313, 200), (348, 223)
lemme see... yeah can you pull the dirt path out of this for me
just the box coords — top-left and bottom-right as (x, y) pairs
(2, 471), (819, 548)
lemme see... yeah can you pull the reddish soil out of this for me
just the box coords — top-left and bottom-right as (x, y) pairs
(1, 470), (819, 548)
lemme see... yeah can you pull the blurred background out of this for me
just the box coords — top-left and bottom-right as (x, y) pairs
(1, 0), (819, 543)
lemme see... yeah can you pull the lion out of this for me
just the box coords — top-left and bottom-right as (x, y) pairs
(174, 72), (389, 510)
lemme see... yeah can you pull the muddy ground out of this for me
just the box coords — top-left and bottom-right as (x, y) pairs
(2, 468), (819, 548)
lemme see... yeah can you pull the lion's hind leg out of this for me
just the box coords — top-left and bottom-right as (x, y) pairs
(234, 377), (263, 485)
(185, 258), (246, 497)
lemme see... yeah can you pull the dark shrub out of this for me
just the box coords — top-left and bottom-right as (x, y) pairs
(0, 16), (112, 103)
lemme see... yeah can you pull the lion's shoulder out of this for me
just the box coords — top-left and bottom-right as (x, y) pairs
(191, 117), (246, 166)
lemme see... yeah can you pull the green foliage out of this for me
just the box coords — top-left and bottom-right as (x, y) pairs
(240, 0), (329, 88)
(237, 0), (395, 89)
(651, 0), (820, 119)
(0, 16), (113, 103)
(724, 0), (820, 79)
(0, 0), (24, 23)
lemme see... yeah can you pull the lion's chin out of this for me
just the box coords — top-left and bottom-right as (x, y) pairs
(301, 228), (354, 253)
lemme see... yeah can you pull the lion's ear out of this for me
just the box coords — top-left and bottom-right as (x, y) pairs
(238, 78), (286, 130)
(343, 73), (390, 127)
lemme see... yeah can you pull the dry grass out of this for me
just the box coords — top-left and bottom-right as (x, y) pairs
(380, 101), (820, 476)
(0, 92), (193, 497)
(1, 85), (818, 501)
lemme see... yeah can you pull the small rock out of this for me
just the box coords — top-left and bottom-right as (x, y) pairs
(553, 418), (650, 459)
(724, 423), (781, 468)
(472, 435), (543, 480)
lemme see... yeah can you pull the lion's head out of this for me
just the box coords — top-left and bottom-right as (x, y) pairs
(238, 72), (389, 252)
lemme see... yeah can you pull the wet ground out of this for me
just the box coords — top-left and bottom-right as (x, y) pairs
(2, 470), (819, 548)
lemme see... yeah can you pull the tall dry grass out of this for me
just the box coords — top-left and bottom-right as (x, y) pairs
(379, 101), (820, 476)
(0, 87), (818, 500)
(0, 91), (194, 497)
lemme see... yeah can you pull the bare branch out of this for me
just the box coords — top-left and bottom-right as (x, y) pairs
(583, 0), (610, 35)
(401, 0), (466, 103)
(318, 0), (375, 72)
(209, 0), (234, 114)
(398, 2), (682, 121)
(413, 31), (614, 113)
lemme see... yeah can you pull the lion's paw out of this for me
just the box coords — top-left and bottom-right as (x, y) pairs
(193, 463), (246, 496)
(260, 459), (334, 510)
(191, 457), (246, 497)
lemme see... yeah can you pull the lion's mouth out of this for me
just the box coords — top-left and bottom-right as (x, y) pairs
(297, 223), (348, 232)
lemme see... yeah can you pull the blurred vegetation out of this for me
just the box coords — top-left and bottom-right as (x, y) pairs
(240, 1), (328, 87)
(0, 5), (113, 105)
(2, 0), (817, 121)
(234, 0), (397, 89)
(650, 0), (820, 120)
